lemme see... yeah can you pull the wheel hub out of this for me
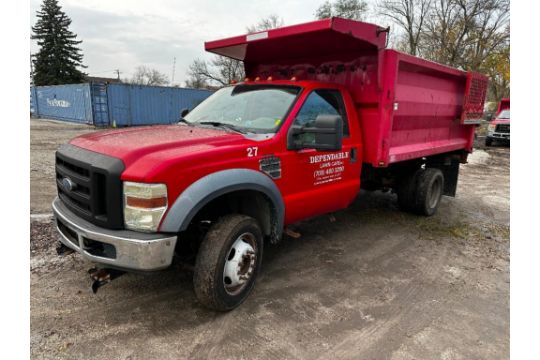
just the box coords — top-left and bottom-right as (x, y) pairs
(223, 233), (256, 295)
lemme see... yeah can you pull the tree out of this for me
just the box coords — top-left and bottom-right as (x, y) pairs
(31, 0), (86, 85)
(127, 66), (168, 86)
(315, 0), (369, 20)
(377, 0), (509, 102)
(377, 0), (432, 56)
(246, 14), (284, 34)
(422, 0), (509, 69)
(186, 57), (244, 88)
(185, 15), (285, 88)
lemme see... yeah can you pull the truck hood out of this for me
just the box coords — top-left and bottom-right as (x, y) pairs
(70, 124), (245, 165)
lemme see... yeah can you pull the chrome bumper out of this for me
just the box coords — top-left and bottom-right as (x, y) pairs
(52, 197), (177, 271)
(490, 132), (510, 139)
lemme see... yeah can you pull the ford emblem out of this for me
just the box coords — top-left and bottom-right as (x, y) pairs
(62, 177), (77, 192)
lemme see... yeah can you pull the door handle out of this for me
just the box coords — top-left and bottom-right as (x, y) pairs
(350, 147), (357, 163)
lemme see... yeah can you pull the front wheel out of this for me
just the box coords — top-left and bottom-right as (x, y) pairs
(485, 137), (493, 146)
(193, 214), (263, 311)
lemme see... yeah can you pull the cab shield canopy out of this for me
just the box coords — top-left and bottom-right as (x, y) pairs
(204, 17), (388, 63)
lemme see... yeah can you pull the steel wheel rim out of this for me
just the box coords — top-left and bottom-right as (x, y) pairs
(429, 177), (442, 208)
(223, 232), (257, 296)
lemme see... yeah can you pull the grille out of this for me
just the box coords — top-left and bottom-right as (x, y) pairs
(56, 157), (93, 215)
(496, 124), (510, 133)
(55, 144), (125, 229)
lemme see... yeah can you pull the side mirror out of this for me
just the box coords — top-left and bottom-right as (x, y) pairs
(288, 114), (343, 152)
(180, 108), (190, 119)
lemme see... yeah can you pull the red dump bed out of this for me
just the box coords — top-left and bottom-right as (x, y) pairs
(206, 18), (487, 167)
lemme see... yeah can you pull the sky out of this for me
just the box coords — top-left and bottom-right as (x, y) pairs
(30, 0), (382, 85)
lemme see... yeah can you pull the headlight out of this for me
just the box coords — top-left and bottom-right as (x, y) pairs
(123, 182), (167, 232)
(488, 124), (496, 131)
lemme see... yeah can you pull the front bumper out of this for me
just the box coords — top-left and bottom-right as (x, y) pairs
(52, 197), (177, 271)
(488, 132), (510, 140)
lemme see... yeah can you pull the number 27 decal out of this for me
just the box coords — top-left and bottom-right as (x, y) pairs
(247, 147), (258, 157)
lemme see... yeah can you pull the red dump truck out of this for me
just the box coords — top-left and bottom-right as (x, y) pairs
(486, 98), (510, 146)
(53, 18), (488, 310)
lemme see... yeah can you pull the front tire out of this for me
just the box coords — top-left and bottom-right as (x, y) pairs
(193, 214), (263, 311)
(485, 137), (493, 146)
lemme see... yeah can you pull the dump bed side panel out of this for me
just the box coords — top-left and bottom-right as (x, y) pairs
(382, 50), (474, 164)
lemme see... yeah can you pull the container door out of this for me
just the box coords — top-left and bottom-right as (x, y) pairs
(90, 83), (109, 127)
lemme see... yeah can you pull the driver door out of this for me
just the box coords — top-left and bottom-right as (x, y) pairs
(280, 89), (360, 223)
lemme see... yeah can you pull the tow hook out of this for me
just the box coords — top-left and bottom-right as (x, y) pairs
(56, 241), (75, 256)
(88, 267), (125, 294)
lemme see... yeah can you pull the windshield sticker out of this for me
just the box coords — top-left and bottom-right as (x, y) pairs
(311, 151), (347, 185)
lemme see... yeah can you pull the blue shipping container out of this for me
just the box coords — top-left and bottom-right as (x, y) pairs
(32, 83), (93, 124)
(30, 87), (37, 116)
(30, 83), (212, 127)
(106, 84), (212, 127)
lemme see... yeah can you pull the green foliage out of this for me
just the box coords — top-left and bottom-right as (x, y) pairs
(315, 0), (369, 20)
(31, 0), (86, 86)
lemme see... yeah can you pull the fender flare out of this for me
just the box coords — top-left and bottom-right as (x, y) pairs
(159, 169), (285, 239)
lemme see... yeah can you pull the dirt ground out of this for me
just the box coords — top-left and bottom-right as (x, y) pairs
(30, 119), (510, 359)
(30, 119), (95, 214)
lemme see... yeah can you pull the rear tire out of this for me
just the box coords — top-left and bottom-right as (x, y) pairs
(397, 168), (444, 216)
(193, 214), (263, 311)
(412, 168), (444, 216)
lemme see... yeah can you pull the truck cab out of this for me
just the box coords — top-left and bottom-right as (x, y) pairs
(53, 18), (487, 311)
(486, 98), (510, 146)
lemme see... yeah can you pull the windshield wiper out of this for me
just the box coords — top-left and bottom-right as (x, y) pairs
(198, 121), (246, 134)
(178, 118), (194, 126)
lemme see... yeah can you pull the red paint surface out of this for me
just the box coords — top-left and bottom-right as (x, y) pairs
(69, 18), (488, 230)
(496, 98), (510, 114)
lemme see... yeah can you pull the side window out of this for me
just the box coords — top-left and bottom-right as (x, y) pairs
(294, 89), (350, 136)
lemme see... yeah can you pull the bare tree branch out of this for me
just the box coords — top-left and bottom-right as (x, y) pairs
(127, 65), (168, 86)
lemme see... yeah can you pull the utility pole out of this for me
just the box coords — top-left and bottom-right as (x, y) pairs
(115, 69), (121, 81)
(171, 57), (176, 86)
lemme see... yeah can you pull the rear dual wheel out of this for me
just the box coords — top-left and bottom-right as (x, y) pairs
(398, 168), (444, 216)
(193, 214), (263, 311)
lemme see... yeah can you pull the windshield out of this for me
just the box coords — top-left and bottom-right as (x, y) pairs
(497, 109), (510, 119)
(184, 85), (301, 133)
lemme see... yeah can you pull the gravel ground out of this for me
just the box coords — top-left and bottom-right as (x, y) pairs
(30, 119), (95, 214)
(30, 119), (509, 359)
